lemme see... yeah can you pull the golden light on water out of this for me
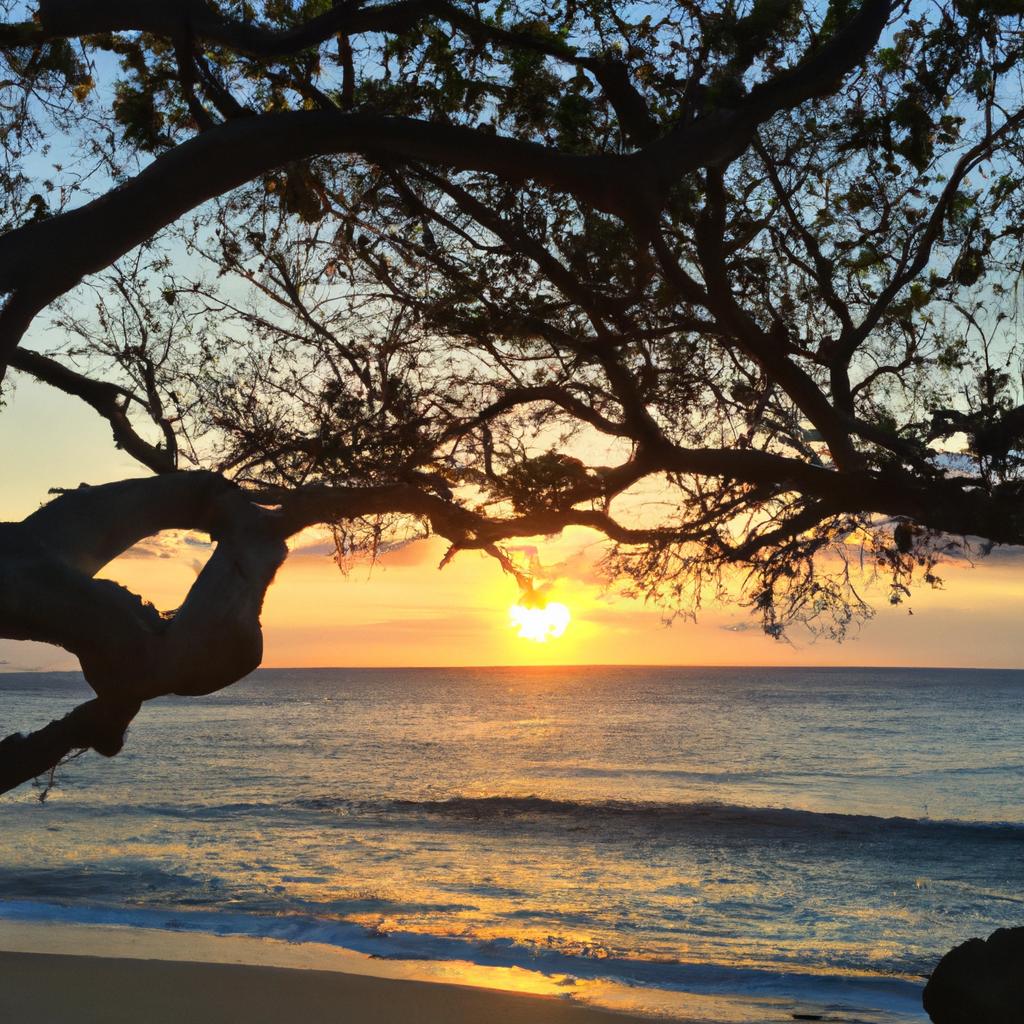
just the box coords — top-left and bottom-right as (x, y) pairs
(509, 601), (571, 642)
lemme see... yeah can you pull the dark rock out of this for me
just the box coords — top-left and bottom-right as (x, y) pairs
(923, 927), (1024, 1023)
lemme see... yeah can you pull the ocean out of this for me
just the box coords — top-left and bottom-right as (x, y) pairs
(2, 666), (1022, 1021)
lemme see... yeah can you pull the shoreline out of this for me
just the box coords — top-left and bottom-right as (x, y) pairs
(0, 920), (681, 1023)
(0, 951), (651, 1024)
(0, 918), (928, 1023)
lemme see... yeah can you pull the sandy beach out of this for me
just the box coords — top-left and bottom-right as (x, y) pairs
(0, 920), (673, 1024)
(0, 950), (660, 1024)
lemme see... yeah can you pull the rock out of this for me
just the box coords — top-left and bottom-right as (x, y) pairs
(923, 927), (1024, 1023)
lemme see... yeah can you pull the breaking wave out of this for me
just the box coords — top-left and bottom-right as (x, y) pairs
(291, 794), (1024, 841)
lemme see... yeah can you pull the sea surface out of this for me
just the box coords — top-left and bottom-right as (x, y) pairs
(2, 666), (1023, 1021)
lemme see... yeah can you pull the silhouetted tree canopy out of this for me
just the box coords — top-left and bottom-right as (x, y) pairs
(2, 0), (1024, 791)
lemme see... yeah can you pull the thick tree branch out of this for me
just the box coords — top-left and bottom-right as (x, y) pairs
(0, 111), (637, 376)
(0, 698), (139, 794)
(645, 0), (893, 182)
(0, 0), (895, 378)
(1, 473), (289, 792)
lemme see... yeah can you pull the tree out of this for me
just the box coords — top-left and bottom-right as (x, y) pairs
(2, 0), (1024, 793)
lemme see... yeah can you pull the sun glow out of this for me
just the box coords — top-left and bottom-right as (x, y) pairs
(509, 601), (571, 643)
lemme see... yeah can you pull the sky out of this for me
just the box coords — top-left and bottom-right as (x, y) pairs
(1, 22), (1020, 675)
(2, 375), (1024, 671)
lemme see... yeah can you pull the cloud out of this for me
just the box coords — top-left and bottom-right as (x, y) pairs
(119, 530), (213, 561)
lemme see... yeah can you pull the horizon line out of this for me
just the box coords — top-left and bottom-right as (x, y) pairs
(3, 662), (1023, 674)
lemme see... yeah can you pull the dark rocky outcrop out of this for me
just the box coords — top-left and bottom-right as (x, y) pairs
(923, 927), (1024, 1023)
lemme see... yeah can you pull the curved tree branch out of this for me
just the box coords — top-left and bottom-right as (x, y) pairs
(0, 472), (288, 793)
(8, 349), (176, 474)
(0, 0), (894, 378)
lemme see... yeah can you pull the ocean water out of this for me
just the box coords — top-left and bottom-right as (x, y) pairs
(2, 666), (1023, 1021)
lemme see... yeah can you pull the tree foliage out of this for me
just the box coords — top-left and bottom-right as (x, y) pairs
(2, 0), (1024, 787)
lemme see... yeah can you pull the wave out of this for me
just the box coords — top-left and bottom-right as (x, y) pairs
(32, 792), (1024, 842)
(292, 794), (1024, 841)
(0, 897), (925, 1017)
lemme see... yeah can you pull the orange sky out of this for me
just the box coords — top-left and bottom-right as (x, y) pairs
(3, 376), (1023, 670)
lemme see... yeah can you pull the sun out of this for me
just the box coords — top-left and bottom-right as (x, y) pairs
(509, 601), (571, 643)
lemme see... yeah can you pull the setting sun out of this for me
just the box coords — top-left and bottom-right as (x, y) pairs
(509, 601), (571, 643)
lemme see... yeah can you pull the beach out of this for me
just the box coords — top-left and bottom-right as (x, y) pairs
(0, 921), (671, 1024)
(0, 916), (918, 1023)
(0, 952), (653, 1024)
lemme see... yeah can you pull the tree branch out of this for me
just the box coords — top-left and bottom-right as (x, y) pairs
(8, 349), (176, 474)
(0, 0), (897, 378)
